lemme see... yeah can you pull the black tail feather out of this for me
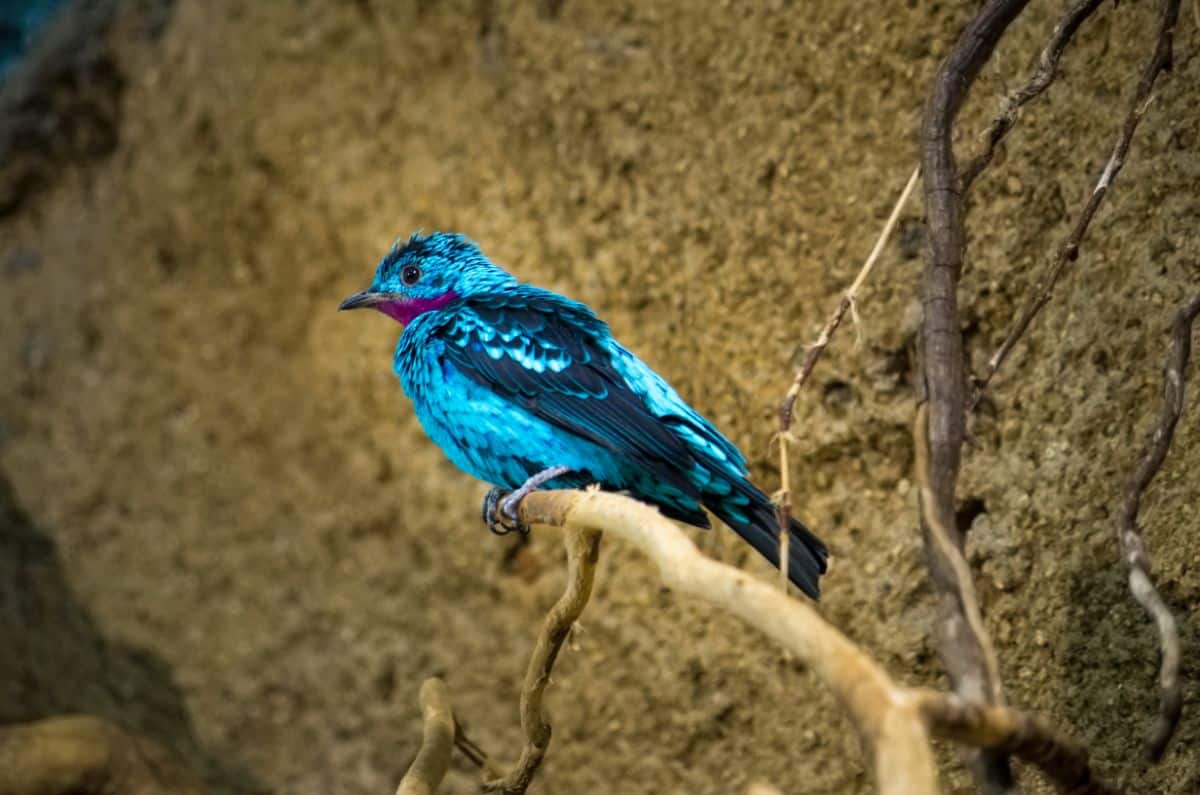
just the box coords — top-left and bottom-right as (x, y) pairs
(708, 486), (828, 600)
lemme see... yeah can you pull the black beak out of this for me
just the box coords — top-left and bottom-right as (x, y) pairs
(339, 290), (385, 311)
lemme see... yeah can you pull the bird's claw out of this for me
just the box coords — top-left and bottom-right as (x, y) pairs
(482, 465), (572, 536)
(482, 487), (527, 535)
(500, 491), (530, 534)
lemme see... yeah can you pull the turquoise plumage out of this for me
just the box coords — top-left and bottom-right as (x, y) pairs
(341, 233), (827, 598)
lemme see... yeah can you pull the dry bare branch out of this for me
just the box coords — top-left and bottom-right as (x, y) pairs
(500, 488), (1116, 794)
(973, 0), (1183, 401)
(774, 165), (920, 583)
(961, 0), (1107, 192)
(396, 678), (457, 795)
(482, 528), (602, 795)
(518, 488), (939, 795)
(1118, 293), (1200, 761)
(920, 0), (1031, 788)
(776, 165), (922, 433)
(452, 723), (497, 776)
(914, 405), (1004, 709)
(0, 715), (202, 795)
(915, 691), (1118, 795)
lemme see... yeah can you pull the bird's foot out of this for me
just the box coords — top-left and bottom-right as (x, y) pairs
(482, 487), (514, 535)
(482, 465), (572, 536)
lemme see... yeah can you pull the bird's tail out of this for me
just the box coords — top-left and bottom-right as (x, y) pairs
(707, 483), (828, 600)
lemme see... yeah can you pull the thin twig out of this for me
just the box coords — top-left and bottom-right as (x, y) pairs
(506, 488), (1117, 794)
(921, 1), (1031, 789)
(453, 723), (497, 775)
(962, 0), (1107, 192)
(774, 165), (920, 585)
(973, 0), (1182, 402)
(482, 528), (602, 794)
(915, 691), (1118, 795)
(1118, 293), (1200, 761)
(396, 678), (457, 795)
(777, 165), (922, 432)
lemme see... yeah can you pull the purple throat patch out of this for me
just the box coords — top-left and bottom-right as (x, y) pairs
(376, 291), (459, 324)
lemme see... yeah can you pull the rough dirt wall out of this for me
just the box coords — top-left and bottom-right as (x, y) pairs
(0, 1), (1197, 793)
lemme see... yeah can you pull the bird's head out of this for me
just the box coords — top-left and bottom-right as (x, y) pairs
(339, 232), (514, 325)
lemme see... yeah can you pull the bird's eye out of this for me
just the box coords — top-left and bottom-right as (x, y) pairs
(401, 265), (422, 286)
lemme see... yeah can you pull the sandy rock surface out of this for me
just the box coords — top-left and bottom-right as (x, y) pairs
(1, 1), (1197, 793)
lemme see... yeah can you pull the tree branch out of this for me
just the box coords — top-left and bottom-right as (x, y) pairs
(500, 488), (1116, 794)
(777, 165), (922, 433)
(973, 0), (1182, 401)
(519, 488), (938, 794)
(396, 678), (457, 795)
(920, 0), (1032, 789)
(0, 715), (202, 795)
(915, 691), (1117, 795)
(961, 0), (1107, 192)
(1118, 293), (1200, 761)
(773, 165), (919, 584)
(914, 405), (1005, 708)
(482, 528), (602, 794)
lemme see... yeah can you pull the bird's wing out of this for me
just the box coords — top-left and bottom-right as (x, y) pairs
(603, 341), (749, 476)
(435, 289), (700, 489)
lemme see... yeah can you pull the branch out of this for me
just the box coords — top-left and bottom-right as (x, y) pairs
(920, 1), (1031, 790)
(482, 528), (602, 794)
(961, 0), (1107, 192)
(774, 164), (920, 583)
(519, 488), (938, 794)
(0, 715), (203, 795)
(396, 679), (457, 795)
(1118, 293), (1200, 761)
(506, 488), (1116, 794)
(914, 405), (1004, 708)
(777, 165), (922, 432)
(915, 691), (1118, 795)
(452, 723), (498, 777)
(973, 0), (1182, 400)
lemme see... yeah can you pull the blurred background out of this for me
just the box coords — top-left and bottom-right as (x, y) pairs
(0, 0), (65, 77)
(1, 1), (1197, 793)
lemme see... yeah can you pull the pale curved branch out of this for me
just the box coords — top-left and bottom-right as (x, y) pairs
(396, 678), (457, 795)
(913, 404), (1005, 710)
(1118, 293), (1200, 761)
(483, 528), (602, 794)
(0, 715), (202, 795)
(392, 487), (1114, 794)
(514, 489), (1115, 793)
(517, 488), (939, 795)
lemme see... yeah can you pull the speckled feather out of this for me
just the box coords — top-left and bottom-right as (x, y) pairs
(351, 233), (828, 598)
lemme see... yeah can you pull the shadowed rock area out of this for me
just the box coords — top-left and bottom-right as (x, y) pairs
(0, 470), (258, 793)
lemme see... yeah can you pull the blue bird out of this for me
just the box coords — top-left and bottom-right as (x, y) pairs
(340, 233), (828, 598)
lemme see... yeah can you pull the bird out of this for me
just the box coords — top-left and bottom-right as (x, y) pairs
(339, 232), (828, 598)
